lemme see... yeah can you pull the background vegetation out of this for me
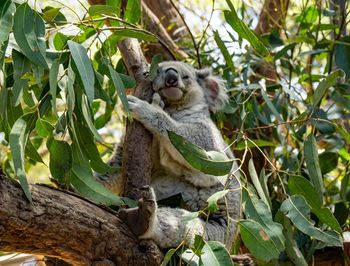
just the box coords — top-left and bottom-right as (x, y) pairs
(0, 0), (349, 265)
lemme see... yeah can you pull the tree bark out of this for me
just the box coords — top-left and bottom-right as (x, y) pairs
(0, 175), (162, 265)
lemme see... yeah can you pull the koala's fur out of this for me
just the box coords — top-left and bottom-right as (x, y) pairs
(98, 61), (241, 249)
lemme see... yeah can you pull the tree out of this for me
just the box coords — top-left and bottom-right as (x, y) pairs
(0, 0), (349, 265)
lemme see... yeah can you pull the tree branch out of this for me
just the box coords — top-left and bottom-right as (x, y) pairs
(0, 175), (162, 265)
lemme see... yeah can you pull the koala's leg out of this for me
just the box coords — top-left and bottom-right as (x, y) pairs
(125, 189), (237, 249)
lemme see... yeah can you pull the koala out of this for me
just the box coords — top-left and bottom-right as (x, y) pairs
(98, 61), (241, 249)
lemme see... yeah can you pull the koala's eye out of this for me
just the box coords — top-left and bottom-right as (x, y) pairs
(182, 75), (189, 79)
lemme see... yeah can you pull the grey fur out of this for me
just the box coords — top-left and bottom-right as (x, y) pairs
(99, 61), (241, 249)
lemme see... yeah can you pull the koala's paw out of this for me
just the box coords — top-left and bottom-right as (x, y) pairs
(127, 95), (151, 120)
(119, 186), (156, 236)
(152, 93), (165, 109)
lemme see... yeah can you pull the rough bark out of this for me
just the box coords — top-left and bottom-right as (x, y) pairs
(141, 1), (188, 61)
(0, 175), (162, 265)
(143, 0), (188, 40)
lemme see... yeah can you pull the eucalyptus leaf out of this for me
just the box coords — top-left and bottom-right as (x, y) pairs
(88, 5), (120, 16)
(9, 112), (37, 202)
(313, 69), (344, 107)
(149, 54), (162, 81)
(214, 31), (235, 74)
(49, 59), (60, 113)
(280, 195), (342, 247)
(12, 50), (31, 106)
(67, 40), (95, 103)
(224, 1), (269, 56)
(240, 219), (281, 261)
(13, 3), (48, 68)
(288, 175), (341, 233)
(168, 131), (234, 176)
(200, 241), (233, 266)
(47, 138), (72, 183)
(304, 134), (324, 202)
(0, 0), (15, 48)
(69, 140), (123, 206)
(108, 64), (130, 113)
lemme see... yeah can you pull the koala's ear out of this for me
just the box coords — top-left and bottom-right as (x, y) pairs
(196, 68), (229, 113)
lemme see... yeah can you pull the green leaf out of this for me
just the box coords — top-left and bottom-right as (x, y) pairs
(248, 159), (270, 209)
(81, 94), (103, 142)
(318, 152), (338, 174)
(25, 140), (43, 163)
(207, 190), (229, 212)
(13, 3), (48, 68)
(280, 195), (342, 247)
(0, 0), (15, 48)
(214, 30), (235, 74)
(288, 175), (341, 233)
(283, 216), (308, 266)
(148, 54), (162, 81)
(67, 40), (95, 103)
(108, 64), (130, 113)
(88, 5), (120, 16)
(274, 43), (296, 61)
(304, 134), (324, 202)
(200, 241), (233, 266)
(313, 69), (344, 107)
(125, 0), (141, 24)
(234, 139), (276, 151)
(160, 248), (177, 266)
(242, 189), (285, 252)
(9, 112), (37, 202)
(69, 141), (123, 206)
(35, 118), (54, 138)
(49, 59), (60, 113)
(12, 50), (31, 106)
(240, 219), (281, 261)
(67, 60), (76, 119)
(260, 89), (283, 123)
(113, 29), (157, 42)
(53, 32), (70, 50)
(47, 138), (72, 183)
(335, 36), (350, 79)
(168, 131), (234, 176)
(74, 121), (117, 174)
(224, 3), (269, 56)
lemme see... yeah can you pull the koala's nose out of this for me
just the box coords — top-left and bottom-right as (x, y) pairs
(165, 68), (178, 87)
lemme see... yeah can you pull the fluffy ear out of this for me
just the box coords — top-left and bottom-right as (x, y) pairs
(196, 68), (229, 113)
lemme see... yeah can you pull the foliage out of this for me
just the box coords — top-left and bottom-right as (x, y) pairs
(0, 0), (349, 265)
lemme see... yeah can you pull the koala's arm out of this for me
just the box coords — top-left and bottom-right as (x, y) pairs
(127, 95), (215, 150)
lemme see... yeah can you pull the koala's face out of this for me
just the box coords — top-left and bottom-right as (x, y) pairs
(152, 61), (204, 107)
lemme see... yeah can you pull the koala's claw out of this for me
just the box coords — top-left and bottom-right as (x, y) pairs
(119, 187), (156, 236)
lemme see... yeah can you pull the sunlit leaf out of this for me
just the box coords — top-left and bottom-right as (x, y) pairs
(207, 190), (229, 212)
(88, 5), (120, 16)
(36, 118), (54, 138)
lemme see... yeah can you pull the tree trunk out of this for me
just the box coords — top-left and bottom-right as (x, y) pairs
(0, 175), (162, 265)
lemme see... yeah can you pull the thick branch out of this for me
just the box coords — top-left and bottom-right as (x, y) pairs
(0, 175), (162, 265)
